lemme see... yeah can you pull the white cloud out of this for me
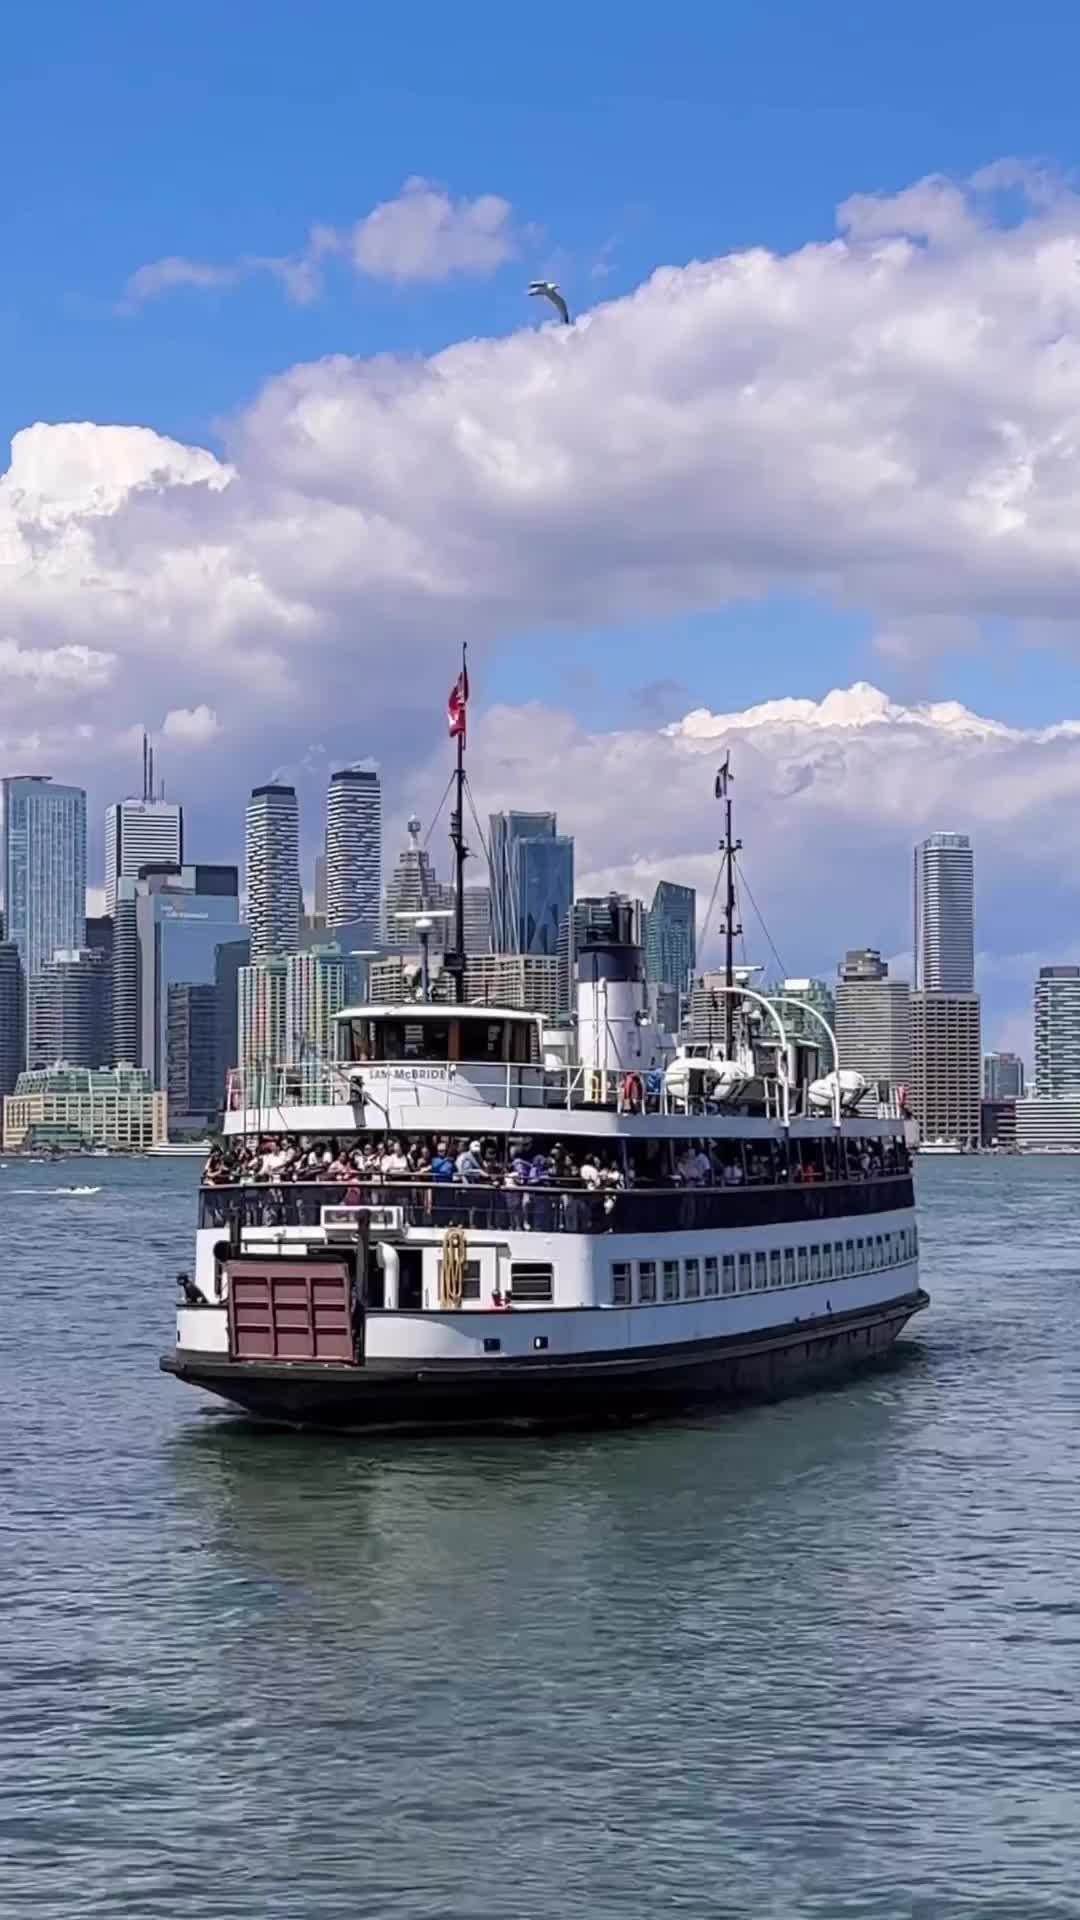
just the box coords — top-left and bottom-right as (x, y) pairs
(348, 176), (518, 283)
(124, 179), (519, 307)
(446, 683), (1080, 1058)
(14, 160), (1080, 1060)
(0, 639), (115, 693)
(161, 704), (220, 743)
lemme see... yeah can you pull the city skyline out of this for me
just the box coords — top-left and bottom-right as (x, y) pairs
(0, 747), (1059, 1068)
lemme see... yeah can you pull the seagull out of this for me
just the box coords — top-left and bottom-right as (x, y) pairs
(528, 280), (570, 325)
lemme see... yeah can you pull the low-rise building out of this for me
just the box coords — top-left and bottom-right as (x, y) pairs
(3, 1064), (166, 1150)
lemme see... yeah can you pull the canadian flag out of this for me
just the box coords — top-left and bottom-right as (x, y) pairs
(447, 666), (469, 739)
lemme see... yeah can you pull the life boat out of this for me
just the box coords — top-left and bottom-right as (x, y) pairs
(807, 1069), (868, 1114)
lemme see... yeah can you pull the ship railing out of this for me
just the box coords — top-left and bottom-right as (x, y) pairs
(223, 1061), (835, 1118)
(198, 1174), (913, 1237)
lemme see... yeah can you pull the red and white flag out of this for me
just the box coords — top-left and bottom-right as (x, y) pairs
(447, 665), (469, 739)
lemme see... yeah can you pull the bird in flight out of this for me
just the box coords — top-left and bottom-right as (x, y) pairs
(528, 280), (570, 325)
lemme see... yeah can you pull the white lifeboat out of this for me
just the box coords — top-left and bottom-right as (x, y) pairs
(664, 1055), (752, 1104)
(807, 1069), (867, 1114)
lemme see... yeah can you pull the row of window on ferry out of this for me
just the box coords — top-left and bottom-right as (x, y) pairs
(610, 1225), (919, 1306)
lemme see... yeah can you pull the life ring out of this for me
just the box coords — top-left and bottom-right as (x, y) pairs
(622, 1072), (644, 1112)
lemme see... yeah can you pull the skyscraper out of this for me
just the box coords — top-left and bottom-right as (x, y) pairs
(914, 832), (975, 992)
(1033, 966), (1080, 1096)
(983, 1051), (1025, 1100)
(325, 767), (381, 934)
(383, 816), (454, 947)
(134, 865), (240, 1095)
(28, 948), (112, 1069)
(489, 811), (574, 959)
(1, 775), (86, 991)
(167, 984), (219, 1130)
(285, 948), (348, 1096)
(104, 798), (183, 914)
(834, 949), (912, 1087)
(910, 992), (981, 1146)
(645, 881), (697, 1013)
(462, 884), (492, 955)
(245, 784), (300, 963)
(0, 942), (24, 1094)
(238, 958), (288, 1079)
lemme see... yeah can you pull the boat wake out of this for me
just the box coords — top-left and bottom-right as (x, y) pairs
(10, 1184), (103, 1196)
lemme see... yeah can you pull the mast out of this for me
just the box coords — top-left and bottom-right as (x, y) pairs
(715, 755), (742, 1057)
(446, 642), (469, 1001)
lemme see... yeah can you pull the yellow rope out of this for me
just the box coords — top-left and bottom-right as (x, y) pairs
(440, 1225), (467, 1310)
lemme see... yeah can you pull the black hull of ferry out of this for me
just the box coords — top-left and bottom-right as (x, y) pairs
(161, 1290), (929, 1433)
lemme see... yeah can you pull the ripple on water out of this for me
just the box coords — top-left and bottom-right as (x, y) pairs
(2, 1156), (1080, 1916)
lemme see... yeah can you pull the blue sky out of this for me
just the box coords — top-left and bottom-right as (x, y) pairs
(6, 0), (1080, 725)
(8, 3), (1080, 1052)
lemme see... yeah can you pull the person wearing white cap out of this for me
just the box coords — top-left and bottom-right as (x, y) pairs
(455, 1139), (487, 1183)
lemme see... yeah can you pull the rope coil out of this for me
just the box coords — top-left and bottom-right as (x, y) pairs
(440, 1225), (468, 1310)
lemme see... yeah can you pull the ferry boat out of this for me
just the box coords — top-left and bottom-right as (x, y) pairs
(160, 669), (926, 1431)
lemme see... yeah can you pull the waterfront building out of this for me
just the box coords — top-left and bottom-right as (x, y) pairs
(105, 797), (183, 914)
(983, 1051), (1025, 1101)
(238, 958), (288, 1080)
(112, 877), (140, 1067)
(0, 941), (24, 1094)
(214, 938), (250, 1103)
(463, 953), (562, 1021)
(167, 984), (219, 1132)
(834, 950), (912, 1088)
(133, 866), (240, 1101)
(1013, 1096), (1080, 1152)
(1033, 966), (1080, 1097)
(245, 784), (300, 962)
(2, 1063), (166, 1151)
(914, 832), (975, 992)
(489, 811), (574, 960)
(770, 977), (836, 1053)
(325, 767), (381, 936)
(910, 992), (981, 1147)
(645, 880), (696, 1020)
(383, 816), (454, 947)
(285, 948), (349, 1090)
(462, 884), (492, 955)
(1, 776), (86, 1004)
(980, 1099), (1017, 1149)
(28, 948), (112, 1069)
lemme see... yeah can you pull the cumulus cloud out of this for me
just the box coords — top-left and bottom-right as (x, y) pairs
(124, 178), (519, 307)
(14, 159), (1080, 1054)
(161, 704), (220, 743)
(446, 682), (1080, 1055)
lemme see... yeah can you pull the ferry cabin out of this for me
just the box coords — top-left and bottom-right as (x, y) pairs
(164, 1004), (924, 1427)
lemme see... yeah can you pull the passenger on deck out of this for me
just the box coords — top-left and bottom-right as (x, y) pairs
(430, 1142), (456, 1183)
(456, 1140), (488, 1183)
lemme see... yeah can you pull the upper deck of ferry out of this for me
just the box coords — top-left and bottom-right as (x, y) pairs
(223, 1003), (906, 1141)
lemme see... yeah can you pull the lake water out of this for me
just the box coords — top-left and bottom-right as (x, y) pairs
(3, 1154), (1080, 1918)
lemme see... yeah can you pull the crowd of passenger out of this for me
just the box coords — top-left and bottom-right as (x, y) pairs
(202, 1132), (906, 1191)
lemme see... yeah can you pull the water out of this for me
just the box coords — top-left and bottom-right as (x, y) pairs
(3, 1156), (1080, 1918)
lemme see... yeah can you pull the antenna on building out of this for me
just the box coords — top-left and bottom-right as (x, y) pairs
(148, 744), (155, 803)
(142, 732), (150, 803)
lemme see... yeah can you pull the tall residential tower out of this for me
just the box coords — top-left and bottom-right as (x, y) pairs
(1, 775), (87, 997)
(914, 832), (975, 992)
(325, 766), (381, 935)
(245, 784), (300, 963)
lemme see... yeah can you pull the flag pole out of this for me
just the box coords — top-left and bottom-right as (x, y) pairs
(447, 642), (469, 1001)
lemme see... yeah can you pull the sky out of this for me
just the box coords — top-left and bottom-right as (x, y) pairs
(8, 2), (1080, 1060)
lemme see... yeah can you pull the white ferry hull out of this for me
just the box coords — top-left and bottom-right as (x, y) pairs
(161, 1286), (927, 1430)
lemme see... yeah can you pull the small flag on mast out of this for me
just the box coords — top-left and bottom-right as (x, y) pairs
(448, 663), (469, 739)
